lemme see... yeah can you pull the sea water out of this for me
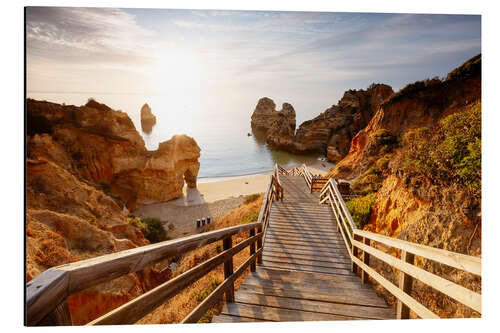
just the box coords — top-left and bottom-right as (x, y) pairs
(27, 92), (327, 180)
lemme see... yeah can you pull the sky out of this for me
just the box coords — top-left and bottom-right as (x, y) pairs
(25, 7), (481, 117)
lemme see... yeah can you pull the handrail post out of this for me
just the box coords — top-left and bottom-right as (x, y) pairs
(257, 225), (263, 264)
(223, 236), (235, 302)
(38, 299), (72, 326)
(249, 228), (256, 272)
(361, 237), (370, 284)
(352, 234), (360, 274)
(397, 250), (415, 319)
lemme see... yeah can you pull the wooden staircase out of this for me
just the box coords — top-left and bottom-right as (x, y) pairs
(212, 174), (395, 322)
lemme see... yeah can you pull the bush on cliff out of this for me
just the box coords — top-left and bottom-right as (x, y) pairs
(401, 102), (481, 199)
(129, 217), (168, 243)
(346, 193), (377, 229)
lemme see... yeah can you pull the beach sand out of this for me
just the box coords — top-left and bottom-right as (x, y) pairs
(132, 161), (334, 238)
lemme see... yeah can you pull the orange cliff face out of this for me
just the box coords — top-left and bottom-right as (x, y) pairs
(26, 99), (199, 324)
(323, 55), (481, 318)
(27, 99), (200, 211)
(251, 84), (393, 161)
(326, 58), (481, 181)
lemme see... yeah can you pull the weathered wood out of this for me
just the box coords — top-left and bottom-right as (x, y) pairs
(88, 233), (261, 325)
(182, 250), (261, 323)
(397, 250), (415, 319)
(353, 239), (481, 313)
(238, 283), (388, 308)
(211, 314), (266, 323)
(354, 229), (481, 276)
(234, 291), (395, 320)
(26, 269), (69, 326)
(361, 237), (370, 284)
(37, 299), (72, 326)
(262, 261), (352, 276)
(262, 256), (351, 270)
(351, 256), (439, 319)
(221, 302), (363, 322)
(352, 233), (360, 274)
(249, 228), (256, 272)
(261, 250), (351, 264)
(223, 236), (235, 302)
(27, 220), (261, 325)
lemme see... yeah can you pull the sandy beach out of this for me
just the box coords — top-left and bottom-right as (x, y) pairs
(132, 162), (334, 238)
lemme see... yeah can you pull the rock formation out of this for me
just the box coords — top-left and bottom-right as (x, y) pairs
(252, 84), (393, 162)
(27, 99), (200, 211)
(324, 54), (482, 318)
(326, 56), (481, 181)
(26, 98), (201, 323)
(251, 97), (296, 136)
(140, 103), (156, 133)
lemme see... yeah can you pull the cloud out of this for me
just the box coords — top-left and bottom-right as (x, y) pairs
(26, 7), (155, 67)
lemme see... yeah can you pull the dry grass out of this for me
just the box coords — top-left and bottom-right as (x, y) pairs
(136, 195), (264, 324)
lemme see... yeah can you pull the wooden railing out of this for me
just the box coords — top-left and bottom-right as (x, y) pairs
(318, 178), (482, 319)
(26, 167), (285, 326)
(288, 164), (328, 193)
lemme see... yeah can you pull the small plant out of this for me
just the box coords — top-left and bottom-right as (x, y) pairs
(346, 193), (377, 229)
(370, 129), (398, 153)
(240, 209), (260, 224)
(215, 243), (222, 253)
(243, 193), (261, 204)
(128, 217), (168, 243)
(352, 167), (383, 195)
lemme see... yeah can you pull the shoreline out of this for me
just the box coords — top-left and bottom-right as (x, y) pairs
(132, 161), (334, 238)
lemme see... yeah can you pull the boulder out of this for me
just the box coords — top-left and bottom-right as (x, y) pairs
(140, 103), (156, 133)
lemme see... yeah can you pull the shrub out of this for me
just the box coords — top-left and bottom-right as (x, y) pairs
(346, 193), (377, 229)
(400, 102), (481, 199)
(129, 217), (168, 243)
(243, 193), (261, 205)
(240, 209), (260, 224)
(370, 129), (399, 153)
(352, 167), (384, 195)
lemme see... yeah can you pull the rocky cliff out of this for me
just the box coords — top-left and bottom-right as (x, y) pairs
(252, 84), (393, 161)
(140, 103), (156, 133)
(26, 98), (200, 324)
(326, 54), (482, 318)
(27, 99), (200, 211)
(250, 97), (296, 135)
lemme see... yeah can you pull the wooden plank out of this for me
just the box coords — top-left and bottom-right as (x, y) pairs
(88, 234), (261, 325)
(252, 267), (360, 285)
(238, 283), (388, 308)
(37, 299), (72, 326)
(268, 222), (336, 231)
(264, 240), (346, 251)
(397, 251), (414, 319)
(354, 229), (481, 276)
(262, 255), (351, 270)
(266, 230), (344, 242)
(182, 250), (261, 323)
(263, 245), (349, 259)
(262, 261), (353, 276)
(211, 314), (267, 323)
(261, 250), (351, 264)
(351, 256), (439, 319)
(265, 239), (347, 250)
(353, 239), (481, 313)
(362, 237), (370, 284)
(234, 291), (395, 320)
(26, 269), (69, 326)
(249, 229), (256, 272)
(221, 302), (364, 322)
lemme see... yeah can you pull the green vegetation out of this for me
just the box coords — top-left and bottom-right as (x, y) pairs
(401, 102), (481, 199)
(446, 54), (481, 80)
(128, 217), (169, 243)
(383, 77), (442, 106)
(370, 129), (398, 152)
(346, 193), (377, 229)
(196, 278), (221, 323)
(240, 209), (260, 224)
(243, 193), (261, 204)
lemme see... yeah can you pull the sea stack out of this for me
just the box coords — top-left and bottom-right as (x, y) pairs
(140, 103), (157, 133)
(250, 97), (296, 136)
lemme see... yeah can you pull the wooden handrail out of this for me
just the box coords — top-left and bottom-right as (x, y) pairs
(27, 221), (261, 326)
(317, 174), (482, 319)
(28, 165), (292, 326)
